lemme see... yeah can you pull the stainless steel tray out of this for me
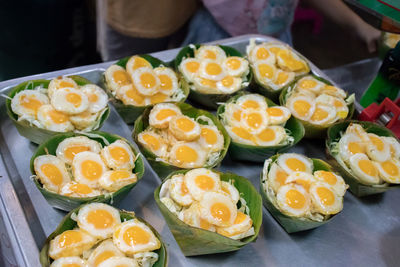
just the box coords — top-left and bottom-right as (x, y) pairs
(0, 34), (398, 267)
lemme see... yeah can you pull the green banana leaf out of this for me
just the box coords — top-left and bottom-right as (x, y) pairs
(6, 76), (110, 145)
(103, 54), (189, 124)
(30, 131), (145, 211)
(279, 73), (355, 138)
(216, 92), (305, 162)
(133, 102), (230, 180)
(40, 204), (167, 267)
(326, 120), (400, 197)
(154, 169), (262, 256)
(173, 44), (252, 109)
(260, 154), (341, 233)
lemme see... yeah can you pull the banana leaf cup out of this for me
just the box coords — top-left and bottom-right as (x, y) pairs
(30, 131), (145, 211)
(279, 73), (355, 139)
(326, 120), (400, 197)
(174, 44), (252, 109)
(378, 32), (399, 59)
(217, 93), (305, 162)
(260, 154), (341, 233)
(6, 76), (110, 144)
(40, 204), (167, 267)
(154, 169), (262, 256)
(133, 102), (230, 180)
(103, 54), (189, 124)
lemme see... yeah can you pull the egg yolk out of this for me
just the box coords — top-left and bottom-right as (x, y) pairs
(221, 186), (231, 195)
(150, 92), (168, 104)
(81, 160), (103, 180)
(88, 93), (99, 103)
(244, 112), (263, 129)
(110, 170), (131, 181)
(316, 187), (335, 206)
(142, 134), (160, 151)
(65, 146), (90, 161)
(286, 158), (306, 172)
(58, 230), (82, 248)
(175, 145), (198, 163)
(381, 160), (399, 176)
(185, 61), (200, 73)
(123, 226), (150, 246)
(295, 179), (311, 192)
(226, 58), (241, 70)
(267, 107), (284, 117)
(41, 164), (63, 185)
(275, 170), (288, 187)
(205, 62), (222, 76)
(95, 251), (116, 266)
(64, 264), (82, 267)
(156, 109), (177, 121)
(69, 183), (93, 194)
(59, 80), (75, 88)
(204, 50), (217, 60)
(66, 93), (82, 107)
(293, 99), (311, 117)
(311, 107), (329, 121)
(276, 72), (290, 85)
(132, 57), (151, 70)
(232, 109), (242, 121)
(285, 189), (306, 209)
(334, 99), (344, 108)
(113, 70), (131, 86)
(278, 50), (305, 71)
(255, 47), (270, 60)
(125, 85), (145, 104)
(234, 211), (247, 224)
(258, 63), (274, 79)
(370, 136), (384, 151)
(195, 175), (215, 190)
(20, 95), (42, 114)
(348, 142), (364, 155)
(211, 202), (231, 223)
(201, 78), (217, 88)
(140, 73), (157, 89)
(158, 74), (173, 91)
(242, 100), (260, 109)
(87, 209), (115, 229)
(176, 117), (195, 132)
(269, 46), (281, 55)
(201, 128), (218, 145)
(181, 181), (189, 194)
(49, 109), (69, 124)
(299, 79), (317, 90)
(358, 159), (377, 176)
(221, 75), (234, 87)
(257, 128), (276, 142)
(200, 218), (213, 230)
(232, 127), (252, 140)
(318, 171), (337, 185)
(109, 146), (130, 163)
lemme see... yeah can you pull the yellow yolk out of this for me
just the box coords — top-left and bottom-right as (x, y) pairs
(232, 127), (252, 140)
(205, 50), (217, 60)
(64, 264), (81, 267)
(293, 100), (311, 117)
(59, 81), (75, 88)
(258, 63), (274, 79)
(88, 93), (99, 103)
(318, 171), (337, 185)
(299, 79), (317, 89)
(66, 93), (82, 107)
(278, 50), (305, 71)
(132, 57), (151, 70)
(267, 107), (284, 117)
(175, 145), (198, 163)
(381, 161), (399, 176)
(256, 47), (270, 60)
(295, 180), (311, 191)
(211, 203), (231, 223)
(311, 107), (329, 121)
(65, 146), (90, 161)
(269, 47), (281, 55)
(58, 230), (82, 248)
(69, 183), (93, 194)
(82, 160), (103, 180)
(234, 211), (247, 224)
(221, 75), (234, 87)
(150, 92), (168, 104)
(370, 136), (384, 151)
(201, 79), (217, 88)
(95, 251), (116, 266)
(276, 170), (288, 187)
(109, 147), (129, 163)
(334, 99), (344, 108)
(126, 86), (145, 104)
(226, 58), (241, 70)
(242, 100), (260, 109)
(201, 128), (217, 145)
(245, 112), (263, 129)
(276, 72), (289, 85)
(205, 62), (222, 75)
(186, 61), (200, 73)
(49, 109), (69, 124)
(110, 170), (131, 181)
(348, 142), (364, 155)
(176, 117), (195, 132)
(158, 74), (173, 91)
(181, 181), (189, 194)
(41, 164), (63, 186)
(285, 189), (306, 209)
(195, 175), (215, 190)
(142, 134), (160, 151)
(156, 109), (177, 121)
(140, 73), (157, 88)
(199, 218), (213, 230)
(286, 158), (306, 172)
(123, 226), (150, 246)
(87, 209), (115, 229)
(257, 128), (276, 142)
(20, 95), (42, 114)
(358, 159), (377, 176)
(233, 109), (242, 121)
(113, 70), (131, 86)
(316, 187), (335, 206)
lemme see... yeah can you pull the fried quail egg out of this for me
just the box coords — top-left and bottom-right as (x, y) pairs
(249, 44), (276, 64)
(195, 45), (226, 62)
(268, 162), (288, 193)
(168, 115), (200, 141)
(198, 125), (224, 152)
(182, 202), (216, 232)
(286, 94), (315, 121)
(276, 184), (310, 217)
(51, 88), (89, 115)
(50, 256), (87, 267)
(49, 229), (96, 259)
(276, 49), (308, 74)
(34, 155), (71, 193)
(113, 219), (161, 255)
(296, 76), (325, 94)
(48, 77), (78, 98)
(309, 104), (336, 126)
(349, 153), (380, 185)
(313, 170), (347, 196)
(148, 103), (181, 129)
(277, 153), (313, 174)
(105, 65), (132, 92)
(132, 67), (160, 96)
(168, 174), (193, 206)
(137, 131), (167, 158)
(11, 90), (49, 119)
(37, 104), (74, 132)
(315, 94), (349, 119)
(97, 256), (138, 267)
(199, 191), (237, 227)
(72, 151), (108, 188)
(255, 125), (287, 146)
(216, 75), (242, 93)
(253, 61), (277, 85)
(222, 56), (249, 77)
(179, 58), (200, 82)
(101, 140), (135, 170)
(376, 158), (400, 184)
(184, 168), (221, 201)
(56, 136), (102, 165)
(310, 182), (343, 215)
(223, 103), (243, 127)
(345, 123), (368, 140)
(322, 85), (347, 99)
(169, 142), (207, 168)
(69, 111), (99, 131)
(77, 203), (121, 239)
(154, 67), (178, 96)
(236, 94), (267, 110)
(241, 108), (268, 134)
(285, 171), (316, 192)
(99, 170), (137, 192)
(192, 77), (218, 93)
(198, 60), (225, 81)
(382, 136), (400, 159)
(81, 84), (108, 113)
(221, 181), (240, 204)
(366, 133), (391, 162)
(59, 182), (101, 198)
(266, 106), (291, 125)
(270, 70), (295, 90)
(338, 133), (365, 162)
(225, 126), (256, 145)
(87, 239), (124, 267)
(216, 211), (253, 238)
(126, 56), (152, 76)
(147, 91), (169, 105)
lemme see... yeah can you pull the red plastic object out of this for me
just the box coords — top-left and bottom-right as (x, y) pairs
(358, 97), (400, 138)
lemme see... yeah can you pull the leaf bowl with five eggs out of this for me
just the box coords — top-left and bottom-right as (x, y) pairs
(104, 54), (189, 124)
(154, 168), (262, 256)
(6, 76), (110, 144)
(261, 153), (348, 233)
(217, 92), (305, 162)
(40, 203), (167, 267)
(326, 120), (400, 197)
(174, 44), (252, 109)
(30, 131), (145, 211)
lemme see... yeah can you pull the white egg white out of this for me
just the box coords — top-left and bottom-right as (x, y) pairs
(105, 65), (132, 92)
(168, 142), (207, 168)
(349, 153), (381, 185)
(222, 56), (249, 77)
(34, 155), (71, 193)
(49, 229), (96, 259)
(11, 89), (49, 120)
(276, 183), (311, 217)
(72, 151), (108, 188)
(81, 84), (108, 113)
(168, 115), (201, 141)
(51, 87), (89, 115)
(132, 67), (160, 96)
(37, 104), (74, 132)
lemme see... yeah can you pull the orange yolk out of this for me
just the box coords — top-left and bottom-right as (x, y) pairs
(316, 187), (335, 206)
(256, 47), (270, 60)
(201, 128), (217, 145)
(370, 136), (384, 151)
(49, 109), (69, 124)
(175, 145), (198, 163)
(140, 73), (157, 88)
(158, 74), (173, 91)
(211, 202), (231, 223)
(142, 134), (160, 151)
(267, 107), (284, 117)
(318, 171), (337, 185)
(20, 95), (42, 114)
(185, 61), (200, 73)
(150, 92), (167, 104)
(358, 159), (377, 176)
(110, 170), (131, 181)
(381, 160), (398, 176)
(195, 175), (215, 190)
(176, 117), (195, 132)
(293, 100), (311, 117)
(204, 50), (217, 60)
(276, 72), (289, 85)
(123, 226), (150, 246)
(258, 63), (274, 79)
(87, 209), (115, 229)
(81, 160), (103, 181)
(109, 146), (129, 163)
(348, 142), (364, 155)
(41, 164), (63, 185)
(244, 112), (263, 129)
(113, 70), (131, 86)
(311, 107), (329, 121)
(69, 183), (93, 194)
(65, 146), (90, 161)
(94, 251), (116, 266)
(232, 127), (252, 140)
(125, 86), (145, 105)
(221, 75), (234, 87)
(242, 100), (260, 109)
(156, 109), (177, 121)
(66, 93), (82, 107)
(299, 79), (317, 89)
(132, 57), (151, 70)
(226, 58), (241, 70)
(205, 62), (222, 76)
(286, 158), (306, 172)
(58, 230), (82, 248)
(285, 189), (306, 209)
(257, 128), (276, 142)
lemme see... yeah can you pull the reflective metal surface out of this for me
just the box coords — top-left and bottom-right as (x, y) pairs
(0, 35), (398, 267)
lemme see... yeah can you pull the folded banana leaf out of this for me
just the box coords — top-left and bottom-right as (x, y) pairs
(6, 76), (110, 144)
(103, 54), (189, 124)
(40, 204), (167, 267)
(326, 120), (400, 197)
(279, 73), (355, 138)
(154, 169), (262, 256)
(30, 131), (145, 211)
(133, 102), (230, 180)
(174, 44), (252, 109)
(217, 92), (305, 162)
(260, 154), (340, 233)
